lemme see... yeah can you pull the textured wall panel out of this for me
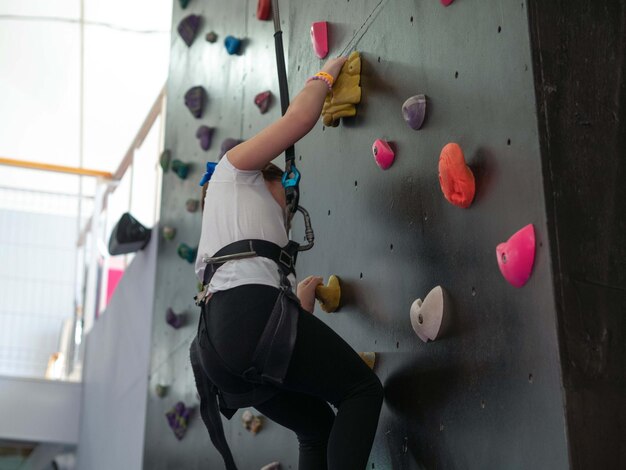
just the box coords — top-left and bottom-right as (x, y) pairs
(145, 0), (570, 468)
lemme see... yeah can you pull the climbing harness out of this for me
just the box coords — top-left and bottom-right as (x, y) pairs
(191, 240), (302, 470)
(271, 0), (315, 251)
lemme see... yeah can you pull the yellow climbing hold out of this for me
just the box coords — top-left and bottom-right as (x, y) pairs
(321, 51), (362, 126)
(358, 352), (376, 370)
(315, 275), (341, 313)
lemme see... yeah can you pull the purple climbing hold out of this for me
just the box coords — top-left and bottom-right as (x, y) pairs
(185, 86), (206, 118)
(178, 15), (201, 47)
(196, 125), (214, 150)
(165, 401), (192, 440)
(254, 91), (272, 114)
(402, 94), (427, 130)
(166, 307), (184, 329)
(219, 138), (244, 159)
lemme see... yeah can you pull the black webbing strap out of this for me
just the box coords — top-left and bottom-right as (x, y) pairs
(203, 239), (299, 286)
(272, 0), (299, 215)
(190, 338), (238, 470)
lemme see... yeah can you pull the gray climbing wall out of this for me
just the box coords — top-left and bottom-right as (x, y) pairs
(144, 0), (572, 468)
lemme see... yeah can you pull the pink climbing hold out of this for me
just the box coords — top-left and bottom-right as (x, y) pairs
(310, 22), (329, 59)
(372, 139), (395, 170)
(254, 90), (272, 114)
(496, 224), (536, 288)
(441, 0), (455, 6)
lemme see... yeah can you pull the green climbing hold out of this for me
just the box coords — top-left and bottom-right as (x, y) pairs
(179, 0), (191, 9)
(177, 243), (197, 263)
(162, 226), (176, 241)
(171, 159), (190, 180)
(160, 150), (171, 172)
(155, 384), (168, 398)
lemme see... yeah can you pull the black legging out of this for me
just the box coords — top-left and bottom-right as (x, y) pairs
(204, 284), (384, 470)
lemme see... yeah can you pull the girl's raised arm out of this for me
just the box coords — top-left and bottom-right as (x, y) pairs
(227, 56), (347, 171)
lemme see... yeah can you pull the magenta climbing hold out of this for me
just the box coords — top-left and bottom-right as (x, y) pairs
(410, 286), (449, 343)
(402, 94), (427, 130)
(219, 138), (244, 159)
(166, 307), (185, 329)
(184, 86), (206, 118)
(196, 125), (214, 150)
(440, 0), (455, 6)
(254, 91), (272, 114)
(310, 22), (329, 59)
(372, 139), (395, 170)
(496, 224), (536, 288)
(177, 15), (201, 47)
(165, 402), (192, 440)
(257, 0), (271, 20)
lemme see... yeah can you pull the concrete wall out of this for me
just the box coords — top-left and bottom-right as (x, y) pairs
(145, 0), (571, 468)
(0, 376), (81, 445)
(76, 226), (157, 470)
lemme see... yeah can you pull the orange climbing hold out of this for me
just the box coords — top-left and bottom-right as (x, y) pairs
(438, 143), (475, 208)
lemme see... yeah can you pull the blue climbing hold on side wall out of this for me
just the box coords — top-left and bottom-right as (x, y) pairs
(224, 35), (242, 55)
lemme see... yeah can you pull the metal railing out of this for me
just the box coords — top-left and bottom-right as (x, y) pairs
(0, 86), (166, 381)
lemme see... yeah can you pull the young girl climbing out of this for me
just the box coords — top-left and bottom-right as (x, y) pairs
(190, 55), (384, 470)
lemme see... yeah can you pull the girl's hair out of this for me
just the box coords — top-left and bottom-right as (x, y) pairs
(201, 162), (283, 210)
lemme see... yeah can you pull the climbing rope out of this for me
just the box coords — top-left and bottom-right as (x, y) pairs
(271, 0), (314, 251)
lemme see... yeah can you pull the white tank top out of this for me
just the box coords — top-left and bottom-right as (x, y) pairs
(195, 155), (297, 293)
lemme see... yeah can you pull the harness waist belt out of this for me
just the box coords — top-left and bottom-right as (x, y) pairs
(202, 239), (299, 286)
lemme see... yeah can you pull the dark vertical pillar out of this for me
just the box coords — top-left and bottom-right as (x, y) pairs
(527, 1), (626, 468)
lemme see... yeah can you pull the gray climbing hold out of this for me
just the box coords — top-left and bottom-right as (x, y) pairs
(186, 199), (200, 213)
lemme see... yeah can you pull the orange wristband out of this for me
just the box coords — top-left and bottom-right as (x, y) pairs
(306, 71), (334, 90)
